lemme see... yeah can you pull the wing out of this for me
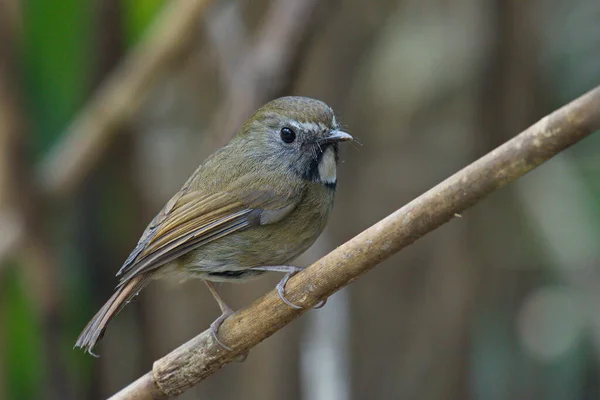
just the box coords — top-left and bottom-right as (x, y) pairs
(115, 174), (303, 285)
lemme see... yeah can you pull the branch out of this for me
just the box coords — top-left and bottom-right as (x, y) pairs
(109, 85), (600, 398)
(0, 0), (213, 267)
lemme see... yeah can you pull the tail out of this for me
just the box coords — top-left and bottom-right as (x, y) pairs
(75, 274), (150, 356)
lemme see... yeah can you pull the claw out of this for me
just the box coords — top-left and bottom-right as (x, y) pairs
(276, 272), (303, 309)
(276, 272), (327, 310)
(313, 298), (327, 309)
(250, 265), (328, 310)
(210, 310), (249, 361)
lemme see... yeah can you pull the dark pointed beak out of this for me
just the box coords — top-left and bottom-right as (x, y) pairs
(319, 130), (353, 145)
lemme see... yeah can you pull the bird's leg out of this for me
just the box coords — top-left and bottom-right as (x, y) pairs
(251, 266), (327, 309)
(204, 281), (234, 351)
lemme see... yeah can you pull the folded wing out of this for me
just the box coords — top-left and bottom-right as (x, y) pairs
(115, 176), (303, 286)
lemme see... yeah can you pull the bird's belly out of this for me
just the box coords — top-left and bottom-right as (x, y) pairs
(180, 226), (319, 282)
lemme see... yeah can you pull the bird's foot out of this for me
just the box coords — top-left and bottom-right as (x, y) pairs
(252, 266), (327, 309)
(210, 307), (234, 351)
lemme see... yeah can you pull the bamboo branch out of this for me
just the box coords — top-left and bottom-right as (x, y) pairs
(109, 85), (600, 399)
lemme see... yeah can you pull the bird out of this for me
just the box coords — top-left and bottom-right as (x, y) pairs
(75, 96), (353, 355)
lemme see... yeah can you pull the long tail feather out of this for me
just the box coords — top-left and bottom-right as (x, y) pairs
(75, 274), (150, 356)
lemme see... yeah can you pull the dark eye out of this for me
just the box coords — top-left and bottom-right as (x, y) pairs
(280, 127), (296, 143)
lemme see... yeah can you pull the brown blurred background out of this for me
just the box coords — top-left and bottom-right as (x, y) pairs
(1, 0), (600, 399)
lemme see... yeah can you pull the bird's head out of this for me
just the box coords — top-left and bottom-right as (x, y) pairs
(237, 96), (353, 189)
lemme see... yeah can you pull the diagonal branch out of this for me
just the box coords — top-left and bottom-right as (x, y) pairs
(110, 86), (600, 399)
(39, 0), (212, 199)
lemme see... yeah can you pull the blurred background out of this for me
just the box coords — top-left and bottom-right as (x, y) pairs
(1, 0), (599, 399)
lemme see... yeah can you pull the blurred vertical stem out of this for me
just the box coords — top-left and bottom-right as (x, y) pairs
(0, 1), (71, 399)
(0, 4), (31, 398)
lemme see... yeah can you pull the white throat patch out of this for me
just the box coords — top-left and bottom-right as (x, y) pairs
(318, 147), (337, 184)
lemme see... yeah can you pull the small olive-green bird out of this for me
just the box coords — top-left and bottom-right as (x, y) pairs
(75, 96), (352, 354)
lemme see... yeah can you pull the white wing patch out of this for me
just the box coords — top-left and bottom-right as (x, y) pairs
(318, 147), (337, 184)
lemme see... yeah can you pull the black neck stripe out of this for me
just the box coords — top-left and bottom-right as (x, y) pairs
(323, 181), (337, 190)
(301, 143), (339, 183)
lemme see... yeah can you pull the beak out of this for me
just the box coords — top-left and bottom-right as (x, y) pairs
(319, 130), (353, 144)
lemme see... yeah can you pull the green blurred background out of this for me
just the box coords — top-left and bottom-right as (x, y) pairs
(1, 0), (599, 399)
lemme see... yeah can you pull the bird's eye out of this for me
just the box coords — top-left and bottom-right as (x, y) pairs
(280, 127), (296, 143)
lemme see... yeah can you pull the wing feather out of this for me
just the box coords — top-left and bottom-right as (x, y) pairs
(114, 176), (304, 286)
(118, 213), (251, 285)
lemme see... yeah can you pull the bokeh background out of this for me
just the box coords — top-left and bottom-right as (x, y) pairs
(1, 0), (600, 399)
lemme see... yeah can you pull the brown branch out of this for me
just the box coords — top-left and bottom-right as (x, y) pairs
(0, 0), (213, 268)
(109, 85), (600, 398)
